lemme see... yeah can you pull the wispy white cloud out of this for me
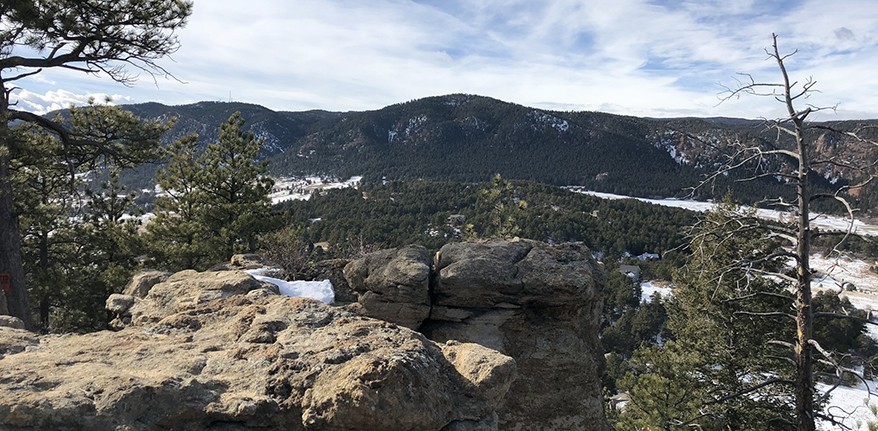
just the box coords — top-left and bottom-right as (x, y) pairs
(9, 89), (132, 116)
(9, 0), (878, 119)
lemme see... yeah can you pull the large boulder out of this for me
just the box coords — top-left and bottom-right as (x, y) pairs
(0, 269), (516, 431)
(424, 239), (606, 431)
(123, 269), (170, 298)
(343, 245), (432, 329)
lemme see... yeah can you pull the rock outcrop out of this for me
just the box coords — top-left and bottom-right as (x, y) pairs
(344, 239), (607, 430)
(0, 269), (515, 431)
(343, 245), (432, 329)
(123, 269), (171, 298)
(427, 240), (605, 431)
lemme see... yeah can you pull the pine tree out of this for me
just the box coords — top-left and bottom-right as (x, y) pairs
(470, 174), (527, 239)
(147, 135), (212, 270)
(198, 113), (275, 261)
(618, 198), (796, 429)
(12, 105), (166, 332)
(1, 0), (192, 328)
(147, 113), (274, 270)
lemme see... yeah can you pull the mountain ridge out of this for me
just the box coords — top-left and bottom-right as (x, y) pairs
(117, 94), (878, 212)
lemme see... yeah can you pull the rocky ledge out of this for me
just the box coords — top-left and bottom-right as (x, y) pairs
(0, 270), (515, 430)
(342, 239), (607, 431)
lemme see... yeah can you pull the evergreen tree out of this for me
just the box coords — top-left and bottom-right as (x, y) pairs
(54, 169), (145, 332)
(148, 113), (274, 270)
(469, 173), (527, 239)
(1, 0), (192, 328)
(12, 106), (166, 332)
(147, 135), (212, 270)
(199, 113), (275, 260)
(617, 341), (705, 431)
(618, 199), (796, 429)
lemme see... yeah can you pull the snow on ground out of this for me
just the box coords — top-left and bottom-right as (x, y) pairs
(570, 189), (878, 237)
(640, 280), (673, 302)
(269, 175), (362, 204)
(641, 253), (878, 429)
(245, 268), (335, 304)
(818, 380), (878, 430)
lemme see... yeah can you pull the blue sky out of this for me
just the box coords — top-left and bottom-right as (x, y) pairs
(9, 0), (878, 119)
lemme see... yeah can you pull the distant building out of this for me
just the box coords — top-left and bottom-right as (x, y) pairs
(636, 252), (660, 261)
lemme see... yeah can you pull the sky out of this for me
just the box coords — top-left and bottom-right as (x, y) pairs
(8, 0), (878, 120)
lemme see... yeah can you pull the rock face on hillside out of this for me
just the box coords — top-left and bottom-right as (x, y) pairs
(343, 245), (432, 329)
(0, 269), (515, 431)
(344, 239), (607, 431)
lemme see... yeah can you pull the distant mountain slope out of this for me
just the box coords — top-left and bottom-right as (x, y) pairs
(120, 95), (878, 210)
(125, 101), (344, 156)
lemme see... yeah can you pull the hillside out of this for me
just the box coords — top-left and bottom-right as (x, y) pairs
(120, 95), (878, 210)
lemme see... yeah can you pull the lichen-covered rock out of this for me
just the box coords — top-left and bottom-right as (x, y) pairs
(123, 269), (170, 298)
(0, 276), (515, 431)
(343, 245), (432, 329)
(336, 239), (607, 430)
(229, 253), (268, 269)
(0, 327), (37, 359)
(425, 239), (606, 431)
(128, 270), (277, 326)
(106, 293), (136, 315)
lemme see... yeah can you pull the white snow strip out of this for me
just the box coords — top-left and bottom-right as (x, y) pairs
(245, 268), (335, 304)
(269, 175), (363, 204)
(570, 189), (878, 237)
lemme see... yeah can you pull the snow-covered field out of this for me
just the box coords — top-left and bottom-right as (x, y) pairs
(570, 189), (878, 237)
(819, 379), (878, 430)
(269, 175), (362, 204)
(811, 254), (878, 430)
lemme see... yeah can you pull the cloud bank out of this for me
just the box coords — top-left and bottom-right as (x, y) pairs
(8, 0), (878, 119)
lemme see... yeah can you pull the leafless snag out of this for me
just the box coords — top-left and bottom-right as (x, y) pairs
(697, 33), (878, 431)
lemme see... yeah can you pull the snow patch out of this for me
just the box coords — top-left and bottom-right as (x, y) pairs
(568, 189), (878, 237)
(246, 268), (334, 304)
(269, 175), (362, 204)
(640, 281), (673, 302)
(817, 379), (878, 430)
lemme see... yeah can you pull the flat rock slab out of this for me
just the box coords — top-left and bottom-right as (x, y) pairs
(0, 281), (515, 430)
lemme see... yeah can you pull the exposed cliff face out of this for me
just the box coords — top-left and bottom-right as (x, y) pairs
(429, 240), (606, 431)
(344, 239), (608, 431)
(0, 270), (515, 431)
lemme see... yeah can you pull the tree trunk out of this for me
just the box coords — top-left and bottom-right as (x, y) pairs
(0, 151), (34, 329)
(0, 85), (35, 330)
(794, 121), (815, 431)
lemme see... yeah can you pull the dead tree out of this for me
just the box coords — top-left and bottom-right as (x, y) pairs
(703, 33), (878, 431)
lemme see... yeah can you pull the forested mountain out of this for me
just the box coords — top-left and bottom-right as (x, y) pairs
(125, 101), (344, 155)
(120, 95), (878, 211)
